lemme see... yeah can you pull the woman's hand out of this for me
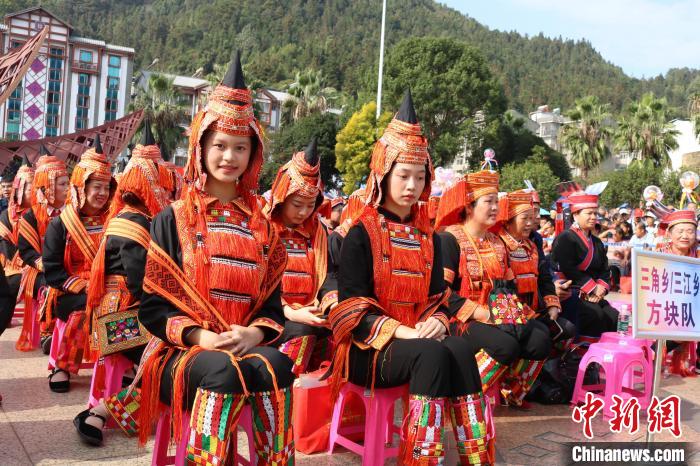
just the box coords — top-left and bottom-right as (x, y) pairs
(214, 325), (265, 356)
(473, 305), (491, 322)
(555, 279), (572, 300)
(415, 317), (447, 340)
(547, 306), (561, 320)
(394, 325), (420, 339)
(283, 305), (326, 326)
(186, 328), (226, 350)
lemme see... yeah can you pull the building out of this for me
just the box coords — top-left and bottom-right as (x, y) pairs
(254, 88), (292, 132)
(668, 119), (700, 170)
(0, 7), (134, 140)
(138, 70), (210, 121)
(450, 110), (485, 173)
(528, 105), (568, 151)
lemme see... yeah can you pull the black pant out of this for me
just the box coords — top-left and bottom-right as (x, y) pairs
(0, 273), (17, 335)
(159, 346), (295, 408)
(348, 336), (481, 397)
(577, 299), (619, 337)
(279, 320), (331, 343)
(461, 320), (551, 365)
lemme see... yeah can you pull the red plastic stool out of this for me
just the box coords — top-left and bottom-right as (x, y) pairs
(151, 405), (256, 466)
(88, 353), (134, 428)
(571, 342), (652, 418)
(328, 383), (407, 466)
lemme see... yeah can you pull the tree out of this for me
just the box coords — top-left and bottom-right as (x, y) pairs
(499, 150), (561, 206)
(614, 93), (680, 167)
(383, 37), (506, 167)
(259, 112), (340, 191)
(587, 161), (684, 207)
(129, 73), (190, 156)
(688, 92), (700, 140)
(335, 102), (392, 194)
(474, 115), (572, 181)
(559, 95), (612, 179)
(283, 69), (340, 123)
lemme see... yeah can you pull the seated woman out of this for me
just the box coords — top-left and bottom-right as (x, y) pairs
(656, 209), (698, 376)
(551, 191), (618, 337)
(436, 168), (550, 406)
(329, 90), (491, 465)
(264, 139), (336, 375)
(493, 189), (574, 406)
(18, 150), (69, 353)
(136, 52), (295, 465)
(43, 136), (115, 392)
(73, 122), (173, 445)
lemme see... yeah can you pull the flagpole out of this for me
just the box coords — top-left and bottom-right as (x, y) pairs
(376, 0), (387, 119)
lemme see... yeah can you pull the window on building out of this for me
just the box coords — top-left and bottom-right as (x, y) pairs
(105, 55), (121, 121)
(5, 85), (22, 140)
(76, 73), (90, 129)
(79, 50), (93, 63)
(45, 54), (64, 137)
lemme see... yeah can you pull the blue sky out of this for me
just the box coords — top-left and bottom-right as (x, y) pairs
(440, 0), (700, 78)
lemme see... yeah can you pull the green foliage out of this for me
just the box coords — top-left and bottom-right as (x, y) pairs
(260, 112), (340, 191)
(473, 116), (571, 181)
(559, 96), (612, 178)
(499, 152), (561, 206)
(587, 160), (683, 207)
(283, 69), (341, 124)
(614, 93), (679, 167)
(129, 73), (189, 157)
(335, 102), (392, 194)
(382, 37), (505, 166)
(6, 0), (697, 116)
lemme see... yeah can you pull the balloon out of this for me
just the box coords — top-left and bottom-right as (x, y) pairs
(484, 148), (496, 160)
(642, 185), (663, 204)
(680, 171), (699, 192)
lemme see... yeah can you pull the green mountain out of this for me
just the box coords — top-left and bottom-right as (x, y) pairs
(8, 0), (698, 114)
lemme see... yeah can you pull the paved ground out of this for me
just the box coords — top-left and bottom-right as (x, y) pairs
(1, 312), (699, 465)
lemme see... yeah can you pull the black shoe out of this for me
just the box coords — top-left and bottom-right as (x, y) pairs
(40, 335), (52, 355)
(48, 368), (70, 393)
(73, 408), (105, 446)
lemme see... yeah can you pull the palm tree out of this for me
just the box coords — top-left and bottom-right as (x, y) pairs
(283, 69), (340, 123)
(688, 92), (700, 140)
(614, 93), (679, 167)
(129, 73), (190, 156)
(559, 95), (613, 178)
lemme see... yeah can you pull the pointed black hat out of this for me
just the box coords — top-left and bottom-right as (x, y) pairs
(396, 88), (418, 124)
(304, 137), (319, 166)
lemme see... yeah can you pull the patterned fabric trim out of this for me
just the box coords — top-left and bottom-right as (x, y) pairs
(475, 349), (507, 393)
(250, 387), (295, 465)
(279, 335), (317, 376)
(432, 312), (451, 335)
(450, 393), (491, 465)
(501, 358), (545, 406)
(543, 295), (561, 310)
(250, 317), (284, 345)
(365, 316), (400, 350)
(105, 387), (141, 437)
(580, 279), (597, 295)
(319, 290), (338, 314)
(401, 395), (446, 464)
(443, 267), (455, 285)
(596, 279), (610, 292)
(63, 275), (88, 294)
(166, 315), (199, 347)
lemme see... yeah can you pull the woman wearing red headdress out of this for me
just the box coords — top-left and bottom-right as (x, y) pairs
(0, 155), (33, 334)
(136, 52), (294, 465)
(492, 189), (570, 406)
(43, 135), (116, 392)
(329, 90), (491, 465)
(436, 170), (550, 405)
(18, 148), (69, 352)
(656, 210), (698, 376)
(264, 139), (337, 375)
(71, 122), (173, 445)
(551, 192), (619, 337)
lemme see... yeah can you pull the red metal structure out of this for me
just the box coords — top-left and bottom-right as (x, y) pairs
(0, 25), (48, 107)
(0, 109), (144, 174)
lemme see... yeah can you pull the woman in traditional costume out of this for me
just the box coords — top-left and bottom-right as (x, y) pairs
(72, 123), (172, 445)
(550, 191), (618, 337)
(0, 155), (33, 334)
(43, 136), (115, 392)
(329, 90), (491, 465)
(264, 139), (337, 375)
(436, 166), (550, 403)
(18, 149), (69, 352)
(136, 52), (295, 465)
(492, 189), (567, 406)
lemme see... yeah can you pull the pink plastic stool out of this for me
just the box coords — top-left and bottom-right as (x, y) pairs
(11, 300), (25, 326)
(47, 318), (92, 371)
(88, 354), (134, 415)
(571, 342), (652, 418)
(29, 299), (41, 349)
(328, 383), (407, 466)
(151, 405), (256, 466)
